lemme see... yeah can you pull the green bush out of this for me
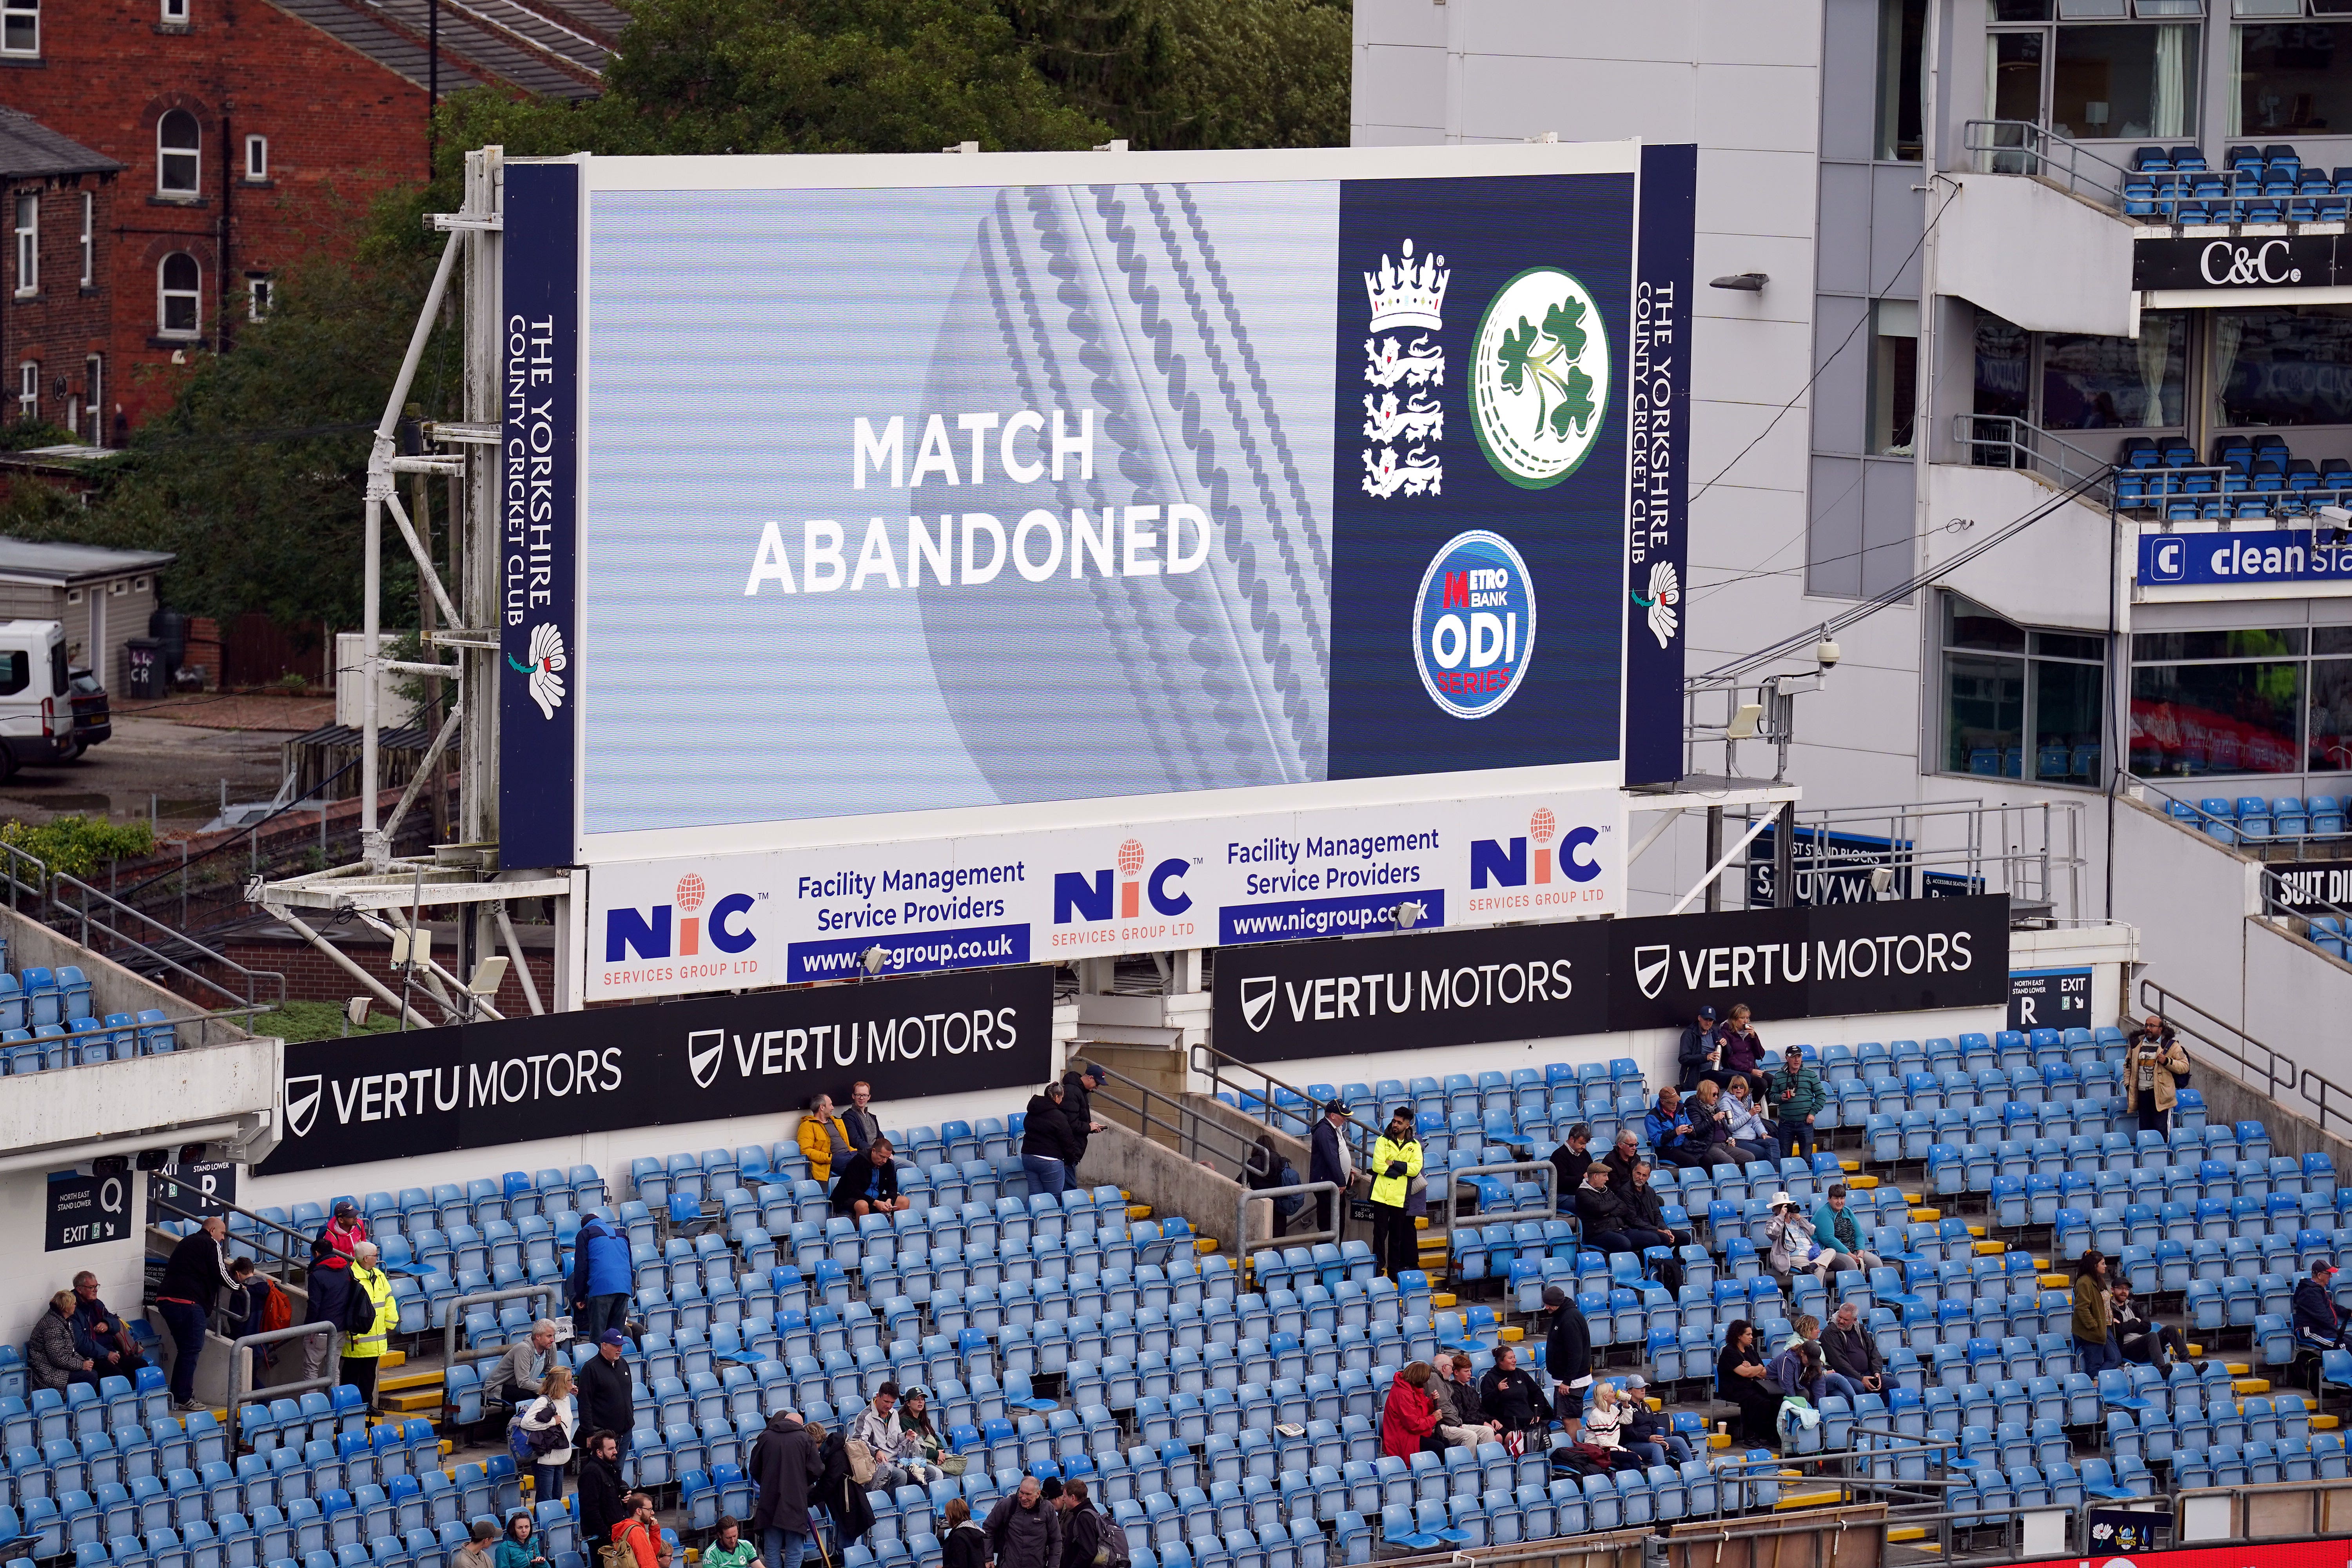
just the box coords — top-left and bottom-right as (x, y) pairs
(0, 815), (157, 878)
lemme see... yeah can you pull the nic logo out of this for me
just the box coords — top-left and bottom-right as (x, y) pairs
(1470, 808), (1601, 888)
(1414, 530), (1537, 719)
(606, 873), (759, 962)
(2149, 539), (2187, 582)
(1055, 838), (1192, 924)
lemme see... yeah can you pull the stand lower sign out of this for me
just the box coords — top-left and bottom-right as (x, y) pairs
(47, 1170), (129, 1251)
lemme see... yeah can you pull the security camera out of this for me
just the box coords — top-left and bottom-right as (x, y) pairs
(1816, 640), (1842, 670)
(1394, 900), (1428, 930)
(1869, 866), (1896, 895)
(858, 945), (887, 977)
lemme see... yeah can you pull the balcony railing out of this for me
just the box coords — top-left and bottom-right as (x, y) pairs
(1961, 119), (2133, 208)
(1953, 413), (2119, 506)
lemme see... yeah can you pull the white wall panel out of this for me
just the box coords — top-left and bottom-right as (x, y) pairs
(1696, 64), (1821, 155)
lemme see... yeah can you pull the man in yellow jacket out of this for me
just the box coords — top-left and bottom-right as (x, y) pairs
(798, 1094), (853, 1183)
(1368, 1105), (1424, 1281)
(341, 1241), (397, 1407)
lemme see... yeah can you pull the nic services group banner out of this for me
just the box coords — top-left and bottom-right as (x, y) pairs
(1212, 894), (2011, 1063)
(498, 143), (1696, 869)
(255, 964), (1053, 1174)
(584, 787), (1621, 1000)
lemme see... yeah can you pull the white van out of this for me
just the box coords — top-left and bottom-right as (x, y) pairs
(0, 621), (93, 775)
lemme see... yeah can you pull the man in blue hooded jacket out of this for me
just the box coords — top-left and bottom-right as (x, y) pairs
(569, 1212), (633, 1344)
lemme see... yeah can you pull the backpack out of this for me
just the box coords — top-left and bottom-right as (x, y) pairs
(1095, 1512), (1132, 1568)
(341, 1275), (379, 1336)
(255, 1278), (292, 1335)
(510, 1401), (566, 1463)
(844, 1437), (876, 1486)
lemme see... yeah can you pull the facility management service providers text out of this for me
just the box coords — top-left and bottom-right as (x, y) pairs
(583, 788), (1622, 1001)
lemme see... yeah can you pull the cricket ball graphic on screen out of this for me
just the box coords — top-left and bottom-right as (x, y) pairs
(1414, 530), (1536, 719)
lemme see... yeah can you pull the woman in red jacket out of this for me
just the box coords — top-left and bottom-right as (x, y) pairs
(1380, 1362), (1441, 1459)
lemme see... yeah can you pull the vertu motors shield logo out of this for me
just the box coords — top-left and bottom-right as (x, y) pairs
(283, 1074), (323, 1139)
(1239, 976), (1278, 1033)
(1470, 267), (1612, 490)
(1633, 945), (1671, 1000)
(686, 1029), (725, 1090)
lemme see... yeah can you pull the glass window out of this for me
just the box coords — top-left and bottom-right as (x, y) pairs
(157, 111), (200, 197)
(1949, 654), (2028, 774)
(2133, 627), (2306, 657)
(2235, 21), (2352, 134)
(1949, 595), (2029, 651)
(1975, 312), (2032, 418)
(2212, 305), (2352, 427)
(2235, 0), (2303, 13)
(1989, 31), (2049, 123)
(2035, 658), (2106, 784)
(158, 252), (199, 337)
(1994, 0), (2055, 18)
(2053, 24), (2198, 137)
(77, 191), (89, 288)
(2042, 310), (2186, 429)
(2316, 626), (2352, 654)
(12, 193), (32, 298)
(2312, 657), (2352, 768)
(2065, 0), (2130, 16)
(1879, 0), (1928, 158)
(1943, 595), (2107, 781)
(247, 275), (271, 321)
(2036, 630), (2109, 659)
(1, 0), (34, 54)
(244, 135), (266, 180)
(2138, 0), (2205, 14)
(16, 361), (33, 421)
(2131, 659), (2304, 773)
(1870, 299), (1919, 454)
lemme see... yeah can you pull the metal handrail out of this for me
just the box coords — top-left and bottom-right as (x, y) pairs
(1187, 1042), (1385, 1165)
(1236, 1180), (1338, 1258)
(1953, 414), (2118, 505)
(152, 1188), (317, 1285)
(2134, 976), (2352, 1140)
(1431, 1160), (1558, 1235)
(225, 1321), (342, 1450)
(1086, 1061), (1257, 1174)
(441, 1283), (564, 1375)
(1961, 118), (2135, 207)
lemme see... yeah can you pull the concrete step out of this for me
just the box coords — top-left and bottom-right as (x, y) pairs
(381, 1390), (443, 1414)
(1885, 1527), (1931, 1544)
(1126, 1204), (1153, 1221)
(1908, 1207), (1942, 1223)
(379, 1367), (441, 1393)
(1846, 1174), (1879, 1189)
(1972, 1240), (2005, 1255)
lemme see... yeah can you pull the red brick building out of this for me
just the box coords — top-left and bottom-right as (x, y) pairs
(0, 0), (610, 436)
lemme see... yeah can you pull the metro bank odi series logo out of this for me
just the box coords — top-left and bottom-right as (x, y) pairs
(1415, 530), (1536, 719)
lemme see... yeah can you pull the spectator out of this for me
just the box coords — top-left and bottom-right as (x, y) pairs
(1054, 1477), (1102, 1568)
(69, 1272), (145, 1380)
(1812, 1185), (1880, 1272)
(1020, 1082), (1080, 1198)
(1549, 1124), (1594, 1206)
(1713, 1005), (1764, 1080)
(749, 1409), (819, 1568)
(1821, 1302), (1884, 1393)
(2073, 1252), (2119, 1374)
(840, 1082), (882, 1164)
(578, 1431), (627, 1557)
(578, 1331), (638, 1456)
(1719, 1076), (1782, 1164)
(156, 1214), (241, 1412)
(1380, 1361), (1442, 1457)
(568, 1209), (633, 1346)
(1479, 1345), (1544, 1441)
(492, 1320), (560, 1409)
(1428, 1353), (1499, 1448)
(897, 1387), (943, 1473)
(942, 1499), (984, 1568)
(817, 1423), (876, 1544)
(1761, 1046), (1825, 1161)
(1060, 1062), (1109, 1176)
(830, 1138), (909, 1219)
(321, 1200), (368, 1258)
(496, 1512), (550, 1568)
(1308, 1100), (1354, 1237)
(982, 1475), (1062, 1568)
(1244, 1135), (1301, 1239)
(1682, 1082), (1744, 1169)
(30, 1290), (98, 1392)
(1677, 1006), (1721, 1092)
(1621, 1376), (1693, 1466)
(301, 1236), (353, 1386)
(2123, 1022), (2190, 1138)
(797, 1095), (853, 1185)
(1572, 1164), (1638, 1256)
(514, 1364), (575, 1502)
(2295, 1260), (2348, 1352)
(341, 1242), (395, 1407)
(1601, 1129), (1642, 1189)
(1765, 1193), (1833, 1292)
(226, 1259), (285, 1366)
(454, 1520), (499, 1568)
(850, 1380), (912, 1491)
(1581, 1381), (1628, 1453)
(699, 1519), (757, 1568)
(1624, 1160), (1690, 1249)
(1716, 1320), (1780, 1445)
(1642, 1087), (1699, 1167)
(610, 1495), (661, 1568)
(2111, 1281), (2188, 1372)
(1542, 1286), (1592, 1421)
(1771, 1314), (1860, 1404)
(1368, 1105), (1423, 1280)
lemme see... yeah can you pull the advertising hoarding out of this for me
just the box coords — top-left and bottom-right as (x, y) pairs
(498, 143), (1695, 875)
(585, 786), (1619, 1000)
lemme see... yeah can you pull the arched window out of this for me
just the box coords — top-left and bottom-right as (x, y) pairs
(157, 110), (199, 196)
(158, 252), (199, 336)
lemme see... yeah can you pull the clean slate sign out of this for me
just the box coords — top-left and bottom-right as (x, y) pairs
(2139, 530), (2352, 590)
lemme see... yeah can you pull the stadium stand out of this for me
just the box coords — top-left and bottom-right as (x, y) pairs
(0, 947), (181, 1076)
(2121, 143), (2352, 226)
(114, 1022), (2348, 1568)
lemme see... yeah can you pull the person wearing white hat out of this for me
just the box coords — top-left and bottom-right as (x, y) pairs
(1765, 1191), (1834, 1292)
